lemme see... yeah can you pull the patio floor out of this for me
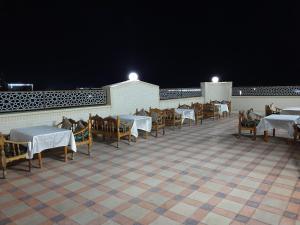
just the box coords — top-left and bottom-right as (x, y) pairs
(1, 115), (300, 225)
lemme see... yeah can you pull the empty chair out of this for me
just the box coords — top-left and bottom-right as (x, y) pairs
(203, 103), (220, 120)
(0, 133), (31, 178)
(163, 108), (182, 129)
(191, 102), (203, 125)
(149, 108), (165, 137)
(90, 115), (131, 148)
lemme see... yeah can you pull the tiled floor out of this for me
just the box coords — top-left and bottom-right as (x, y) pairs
(1, 115), (300, 225)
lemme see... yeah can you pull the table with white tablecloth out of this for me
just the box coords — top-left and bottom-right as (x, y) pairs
(281, 107), (300, 115)
(175, 108), (195, 124)
(118, 115), (152, 138)
(256, 114), (300, 141)
(10, 126), (77, 161)
(214, 103), (229, 116)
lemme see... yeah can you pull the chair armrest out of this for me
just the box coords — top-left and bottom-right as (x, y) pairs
(73, 126), (89, 136)
(4, 140), (29, 145)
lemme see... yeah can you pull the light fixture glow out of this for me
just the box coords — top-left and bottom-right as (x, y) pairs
(211, 76), (219, 83)
(128, 72), (138, 81)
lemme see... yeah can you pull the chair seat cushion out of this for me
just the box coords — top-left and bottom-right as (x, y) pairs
(241, 119), (260, 127)
(75, 130), (89, 142)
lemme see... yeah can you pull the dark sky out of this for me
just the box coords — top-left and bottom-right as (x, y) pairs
(0, 2), (299, 90)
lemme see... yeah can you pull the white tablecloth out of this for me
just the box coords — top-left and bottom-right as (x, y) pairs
(214, 104), (229, 115)
(281, 107), (300, 115)
(256, 115), (300, 137)
(118, 115), (152, 138)
(175, 108), (195, 123)
(10, 126), (77, 159)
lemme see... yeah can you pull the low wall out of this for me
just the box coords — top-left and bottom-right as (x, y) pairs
(0, 105), (112, 134)
(232, 96), (300, 114)
(159, 97), (204, 109)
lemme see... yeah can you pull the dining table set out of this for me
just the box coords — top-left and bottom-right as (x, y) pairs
(255, 107), (300, 142)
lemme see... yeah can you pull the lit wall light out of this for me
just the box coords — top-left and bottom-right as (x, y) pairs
(128, 72), (139, 81)
(211, 76), (219, 83)
(239, 90), (242, 96)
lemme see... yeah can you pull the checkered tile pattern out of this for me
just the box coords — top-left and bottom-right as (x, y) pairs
(1, 115), (300, 225)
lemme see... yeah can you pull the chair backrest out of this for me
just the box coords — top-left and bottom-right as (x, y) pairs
(149, 108), (165, 125)
(203, 103), (215, 111)
(191, 102), (203, 116)
(163, 108), (176, 119)
(89, 114), (105, 131)
(103, 116), (119, 133)
(178, 104), (191, 109)
(239, 110), (246, 125)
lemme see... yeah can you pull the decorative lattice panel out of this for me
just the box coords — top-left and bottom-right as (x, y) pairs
(160, 88), (202, 100)
(232, 86), (300, 96)
(0, 89), (106, 113)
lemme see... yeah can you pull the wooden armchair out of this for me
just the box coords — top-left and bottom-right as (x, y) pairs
(191, 102), (203, 125)
(178, 104), (191, 109)
(91, 116), (131, 148)
(163, 108), (182, 129)
(0, 134), (31, 178)
(57, 117), (93, 156)
(265, 103), (281, 116)
(238, 110), (259, 140)
(203, 103), (220, 120)
(149, 108), (165, 137)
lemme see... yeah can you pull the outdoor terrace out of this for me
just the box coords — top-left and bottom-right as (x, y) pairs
(1, 116), (300, 225)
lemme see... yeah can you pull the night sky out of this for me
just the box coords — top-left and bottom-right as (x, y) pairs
(0, 2), (299, 90)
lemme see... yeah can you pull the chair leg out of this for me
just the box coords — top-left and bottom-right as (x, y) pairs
(163, 128), (165, 135)
(253, 129), (256, 140)
(156, 129), (158, 137)
(28, 159), (32, 172)
(273, 128), (275, 137)
(88, 143), (91, 156)
(2, 168), (6, 179)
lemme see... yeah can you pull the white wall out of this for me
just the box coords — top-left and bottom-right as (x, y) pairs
(104, 80), (160, 115)
(159, 97), (204, 109)
(0, 105), (111, 134)
(201, 82), (232, 103)
(232, 96), (300, 114)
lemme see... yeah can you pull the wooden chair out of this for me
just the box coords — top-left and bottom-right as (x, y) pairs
(90, 115), (131, 148)
(203, 103), (220, 120)
(57, 117), (93, 156)
(238, 110), (258, 140)
(0, 133), (31, 178)
(163, 108), (182, 129)
(265, 103), (281, 116)
(191, 102), (203, 125)
(149, 108), (165, 137)
(178, 104), (191, 109)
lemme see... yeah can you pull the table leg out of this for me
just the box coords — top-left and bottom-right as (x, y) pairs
(38, 153), (43, 168)
(64, 146), (68, 162)
(273, 128), (275, 137)
(264, 131), (269, 142)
